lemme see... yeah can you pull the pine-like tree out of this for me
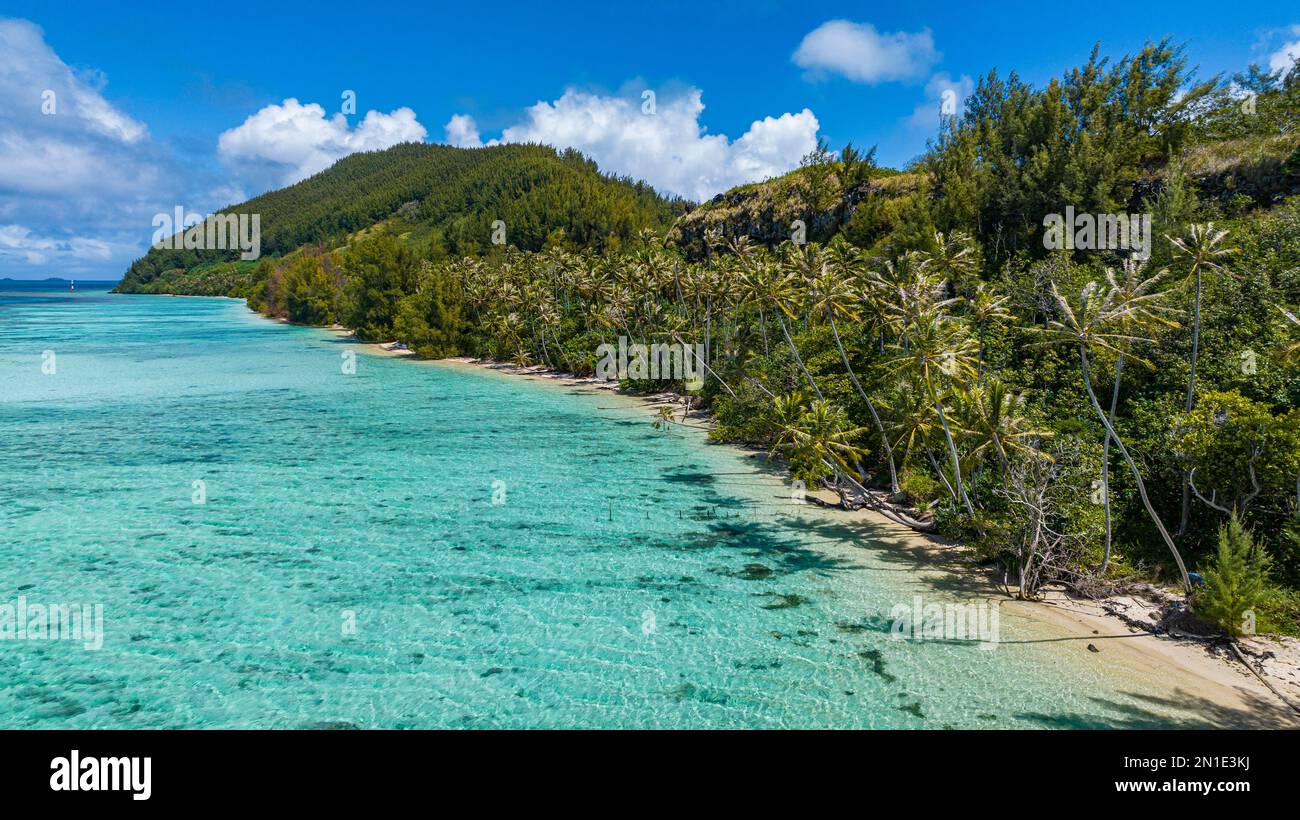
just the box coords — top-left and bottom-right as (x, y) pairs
(1196, 515), (1271, 637)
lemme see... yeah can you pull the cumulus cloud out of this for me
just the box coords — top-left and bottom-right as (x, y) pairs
(1268, 25), (1300, 75)
(0, 18), (158, 204)
(444, 114), (483, 148)
(0, 17), (178, 278)
(793, 20), (939, 84)
(217, 99), (428, 188)
(0, 223), (127, 270)
(0, 19), (146, 145)
(460, 88), (819, 201)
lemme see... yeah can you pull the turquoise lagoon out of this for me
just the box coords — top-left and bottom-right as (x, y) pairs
(0, 286), (1218, 728)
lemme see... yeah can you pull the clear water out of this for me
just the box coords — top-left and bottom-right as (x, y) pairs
(0, 286), (1202, 728)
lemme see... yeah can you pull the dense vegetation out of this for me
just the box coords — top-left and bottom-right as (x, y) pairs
(124, 44), (1300, 633)
(115, 142), (687, 294)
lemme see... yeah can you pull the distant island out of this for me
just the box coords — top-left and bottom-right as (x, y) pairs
(1, 277), (120, 285)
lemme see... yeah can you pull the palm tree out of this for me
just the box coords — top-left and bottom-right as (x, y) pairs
(769, 392), (871, 503)
(954, 378), (1049, 474)
(923, 230), (982, 296)
(769, 245), (823, 398)
(735, 250), (773, 356)
(876, 257), (979, 512)
(883, 306), (980, 515)
(1034, 278), (1192, 594)
(880, 379), (939, 465)
(1168, 223), (1234, 535)
(652, 404), (678, 432)
(1094, 261), (1180, 571)
(817, 238), (902, 493)
(536, 295), (566, 371)
(966, 282), (1012, 374)
(767, 385), (947, 527)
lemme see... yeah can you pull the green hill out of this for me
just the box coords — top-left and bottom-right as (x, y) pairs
(115, 142), (687, 294)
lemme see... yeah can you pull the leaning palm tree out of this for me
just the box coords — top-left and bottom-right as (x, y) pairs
(883, 307), (980, 516)
(788, 384), (940, 533)
(1033, 278), (1192, 594)
(652, 404), (678, 432)
(798, 399), (873, 486)
(1095, 261), (1180, 571)
(879, 378), (939, 466)
(769, 245), (823, 398)
(1168, 223), (1234, 535)
(816, 238), (901, 493)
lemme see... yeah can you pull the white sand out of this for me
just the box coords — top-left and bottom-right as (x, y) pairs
(429, 355), (1300, 727)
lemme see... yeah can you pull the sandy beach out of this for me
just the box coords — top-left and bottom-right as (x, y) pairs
(328, 336), (1300, 726)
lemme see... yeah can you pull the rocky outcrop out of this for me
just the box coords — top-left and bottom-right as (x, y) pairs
(666, 172), (922, 259)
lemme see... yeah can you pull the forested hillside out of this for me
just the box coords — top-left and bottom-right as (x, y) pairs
(114, 142), (687, 294)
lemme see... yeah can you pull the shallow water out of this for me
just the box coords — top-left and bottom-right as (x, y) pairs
(0, 286), (1203, 728)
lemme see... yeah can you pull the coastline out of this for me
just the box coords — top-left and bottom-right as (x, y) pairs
(315, 322), (1300, 725)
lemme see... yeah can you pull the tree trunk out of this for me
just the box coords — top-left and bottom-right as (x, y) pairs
(927, 448), (958, 503)
(777, 312), (823, 399)
(828, 312), (900, 493)
(705, 298), (712, 383)
(929, 378), (975, 515)
(1099, 352), (1126, 573)
(829, 460), (937, 532)
(1081, 346), (1191, 594)
(1178, 269), (1203, 537)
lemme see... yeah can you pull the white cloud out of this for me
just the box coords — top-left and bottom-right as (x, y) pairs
(217, 99), (428, 188)
(906, 73), (974, 130)
(444, 114), (483, 148)
(468, 88), (820, 201)
(205, 183), (248, 210)
(793, 20), (939, 84)
(0, 19), (147, 145)
(0, 17), (177, 278)
(1268, 25), (1300, 75)
(0, 224), (126, 268)
(0, 18), (158, 204)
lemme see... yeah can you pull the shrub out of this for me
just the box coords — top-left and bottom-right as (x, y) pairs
(1195, 515), (1272, 636)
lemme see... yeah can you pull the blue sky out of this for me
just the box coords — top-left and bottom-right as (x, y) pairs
(1, 0), (1298, 279)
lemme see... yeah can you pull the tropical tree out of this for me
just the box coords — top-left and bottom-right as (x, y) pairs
(1167, 223), (1235, 535)
(652, 404), (678, 432)
(1034, 277), (1193, 593)
(1094, 260), (1180, 571)
(1173, 391), (1300, 518)
(769, 392), (867, 488)
(817, 238), (902, 493)
(770, 244), (824, 398)
(965, 282), (1012, 373)
(954, 378), (1049, 474)
(884, 299), (980, 516)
